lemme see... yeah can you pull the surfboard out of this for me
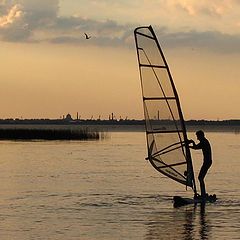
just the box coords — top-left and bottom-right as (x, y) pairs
(173, 194), (217, 207)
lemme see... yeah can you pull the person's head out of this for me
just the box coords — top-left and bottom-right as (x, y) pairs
(196, 130), (205, 141)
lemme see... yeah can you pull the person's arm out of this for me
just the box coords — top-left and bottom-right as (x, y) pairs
(192, 142), (202, 150)
(188, 139), (202, 149)
(188, 139), (195, 149)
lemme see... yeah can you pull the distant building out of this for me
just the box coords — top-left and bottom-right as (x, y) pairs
(65, 113), (73, 121)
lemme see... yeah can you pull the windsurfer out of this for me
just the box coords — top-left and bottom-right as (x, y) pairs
(188, 130), (212, 199)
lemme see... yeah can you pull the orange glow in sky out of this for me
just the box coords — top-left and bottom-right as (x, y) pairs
(0, 0), (240, 120)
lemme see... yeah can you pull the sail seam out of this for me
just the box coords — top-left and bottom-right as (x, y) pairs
(158, 145), (185, 156)
(156, 162), (186, 169)
(143, 97), (175, 100)
(147, 130), (184, 134)
(150, 157), (187, 181)
(140, 64), (166, 68)
(151, 141), (186, 158)
(135, 31), (155, 40)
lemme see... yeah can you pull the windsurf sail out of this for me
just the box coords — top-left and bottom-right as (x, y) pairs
(134, 26), (196, 192)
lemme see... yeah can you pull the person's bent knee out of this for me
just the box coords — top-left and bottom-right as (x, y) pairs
(198, 175), (204, 181)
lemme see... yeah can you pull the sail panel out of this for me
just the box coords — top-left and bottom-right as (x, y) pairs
(136, 30), (165, 67)
(144, 99), (180, 125)
(135, 26), (195, 188)
(141, 67), (175, 98)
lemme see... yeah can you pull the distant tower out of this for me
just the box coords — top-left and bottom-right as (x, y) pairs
(77, 112), (79, 120)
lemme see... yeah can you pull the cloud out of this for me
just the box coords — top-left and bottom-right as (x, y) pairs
(0, 0), (133, 45)
(155, 27), (240, 54)
(0, 2), (30, 41)
(0, 0), (59, 41)
(21, 0), (58, 27)
(0, 0), (240, 54)
(171, 0), (234, 17)
(0, 4), (22, 27)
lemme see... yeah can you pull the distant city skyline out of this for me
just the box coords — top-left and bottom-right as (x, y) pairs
(0, 1), (240, 120)
(1, 112), (239, 121)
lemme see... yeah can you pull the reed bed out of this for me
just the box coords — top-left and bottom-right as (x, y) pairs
(0, 128), (104, 140)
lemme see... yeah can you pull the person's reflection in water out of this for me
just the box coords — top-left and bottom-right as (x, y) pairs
(144, 203), (212, 240)
(183, 203), (211, 240)
(199, 203), (211, 240)
(182, 206), (195, 240)
(144, 207), (196, 240)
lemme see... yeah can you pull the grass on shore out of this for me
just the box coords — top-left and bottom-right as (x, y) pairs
(0, 128), (104, 140)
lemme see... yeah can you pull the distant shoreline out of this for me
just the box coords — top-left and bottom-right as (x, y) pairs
(0, 122), (239, 133)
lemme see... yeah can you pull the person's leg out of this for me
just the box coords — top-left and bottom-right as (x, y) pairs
(198, 165), (209, 198)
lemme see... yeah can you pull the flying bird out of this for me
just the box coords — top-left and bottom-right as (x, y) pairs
(84, 33), (91, 39)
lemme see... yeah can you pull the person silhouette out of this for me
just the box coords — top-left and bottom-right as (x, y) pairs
(188, 130), (212, 199)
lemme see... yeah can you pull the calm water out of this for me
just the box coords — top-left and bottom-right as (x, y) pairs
(0, 131), (239, 239)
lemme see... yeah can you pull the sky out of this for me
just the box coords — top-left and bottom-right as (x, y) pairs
(0, 0), (240, 120)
